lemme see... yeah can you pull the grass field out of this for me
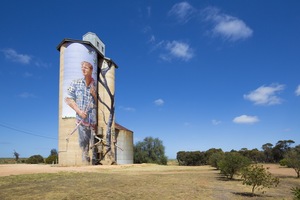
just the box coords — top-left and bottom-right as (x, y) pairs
(0, 158), (26, 164)
(0, 163), (298, 200)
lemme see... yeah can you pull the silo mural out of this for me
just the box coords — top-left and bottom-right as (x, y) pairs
(96, 58), (116, 165)
(59, 42), (98, 165)
(57, 32), (133, 166)
(62, 42), (98, 119)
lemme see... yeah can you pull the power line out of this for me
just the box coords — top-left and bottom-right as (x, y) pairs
(0, 122), (57, 140)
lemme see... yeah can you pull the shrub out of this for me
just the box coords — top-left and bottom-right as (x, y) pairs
(177, 151), (206, 166)
(45, 155), (58, 164)
(279, 158), (288, 166)
(208, 152), (224, 169)
(218, 152), (251, 179)
(284, 150), (300, 178)
(291, 187), (300, 200)
(134, 137), (167, 165)
(241, 164), (279, 196)
(26, 155), (44, 164)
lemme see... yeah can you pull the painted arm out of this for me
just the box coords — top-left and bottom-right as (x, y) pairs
(65, 97), (87, 119)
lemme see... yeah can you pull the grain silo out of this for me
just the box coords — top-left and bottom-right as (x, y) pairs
(57, 32), (133, 166)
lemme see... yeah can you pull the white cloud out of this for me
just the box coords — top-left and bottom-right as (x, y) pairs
(203, 7), (253, 41)
(119, 106), (136, 112)
(213, 18), (253, 41)
(18, 92), (36, 99)
(168, 2), (196, 23)
(154, 98), (164, 106)
(1, 48), (31, 64)
(160, 40), (194, 61)
(244, 84), (285, 105)
(295, 85), (300, 96)
(1, 48), (50, 68)
(212, 119), (221, 125)
(233, 115), (259, 124)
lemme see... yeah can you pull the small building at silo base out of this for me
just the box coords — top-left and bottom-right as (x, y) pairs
(115, 123), (134, 164)
(58, 121), (133, 166)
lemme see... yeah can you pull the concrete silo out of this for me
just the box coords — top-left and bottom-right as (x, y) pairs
(57, 32), (133, 166)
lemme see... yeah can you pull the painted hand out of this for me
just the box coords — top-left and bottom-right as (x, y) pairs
(78, 110), (87, 119)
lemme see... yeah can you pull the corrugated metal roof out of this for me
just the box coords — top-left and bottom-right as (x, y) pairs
(115, 122), (133, 132)
(56, 38), (105, 58)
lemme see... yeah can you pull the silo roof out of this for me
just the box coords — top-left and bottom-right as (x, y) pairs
(115, 122), (133, 132)
(57, 38), (118, 68)
(56, 38), (105, 58)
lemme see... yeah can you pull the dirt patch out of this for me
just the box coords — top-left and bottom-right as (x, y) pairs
(263, 164), (296, 177)
(0, 163), (296, 177)
(0, 164), (134, 177)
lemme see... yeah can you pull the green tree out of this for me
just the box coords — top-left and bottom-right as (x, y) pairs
(241, 164), (279, 196)
(249, 148), (265, 163)
(239, 148), (265, 163)
(26, 155), (44, 164)
(204, 148), (223, 165)
(50, 148), (58, 156)
(262, 143), (273, 162)
(13, 150), (20, 163)
(218, 152), (251, 179)
(134, 137), (167, 165)
(283, 149), (300, 178)
(272, 140), (295, 162)
(208, 151), (224, 169)
(176, 151), (205, 166)
(45, 149), (58, 164)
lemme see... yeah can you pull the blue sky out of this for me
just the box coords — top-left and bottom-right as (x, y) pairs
(0, 1), (299, 159)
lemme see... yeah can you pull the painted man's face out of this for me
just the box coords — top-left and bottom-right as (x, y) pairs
(81, 63), (92, 77)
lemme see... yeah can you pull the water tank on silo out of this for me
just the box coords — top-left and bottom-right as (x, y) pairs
(83, 32), (105, 56)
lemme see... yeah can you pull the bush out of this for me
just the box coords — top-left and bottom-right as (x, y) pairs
(279, 158), (288, 166)
(218, 152), (251, 179)
(291, 187), (300, 200)
(241, 164), (279, 196)
(284, 150), (300, 178)
(177, 151), (206, 166)
(26, 155), (44, 164)
(134, 137), (167, 165)
(208, 152), (225, 169)
(45, 155), (58, 164)
(45, 148), (58, 164)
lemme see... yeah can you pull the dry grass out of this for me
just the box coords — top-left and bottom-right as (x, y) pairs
(0, 163), (298, 200)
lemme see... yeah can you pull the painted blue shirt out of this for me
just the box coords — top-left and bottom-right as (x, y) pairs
(67, 78), (97, 126)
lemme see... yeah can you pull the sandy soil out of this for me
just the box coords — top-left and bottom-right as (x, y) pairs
(0, 164), (132, 177)
(0, 163), (296, 177)
(263, 163), (296, 177)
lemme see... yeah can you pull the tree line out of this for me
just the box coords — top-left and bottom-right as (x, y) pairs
(176, 140), (298, 165)
(134, 138), (299, 178)
(13, 148), (58, 164)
